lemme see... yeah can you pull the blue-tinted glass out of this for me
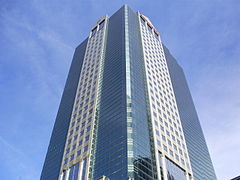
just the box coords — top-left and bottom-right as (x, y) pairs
(165, 158), (186, 180)
(91, 27), (97, 36)
(79, 140), (83, 146)
(93, 6), (128, 180)
(128, 6), (156, 179)
(99, 20), (105, 29)
(69, 163), (80, 180)
(40, 39), (88, 180)
(164, 45), (217, 180)
(92, 5), (156, 180)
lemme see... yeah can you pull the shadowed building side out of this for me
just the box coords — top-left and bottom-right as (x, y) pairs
(40, 39), (88, 180)
(163, 44), (217, 180)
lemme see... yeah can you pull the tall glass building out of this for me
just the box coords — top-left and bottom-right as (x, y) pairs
(41, 5), (217, 180)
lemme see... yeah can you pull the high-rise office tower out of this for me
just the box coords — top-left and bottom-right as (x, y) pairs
(41, 5), (217, 180)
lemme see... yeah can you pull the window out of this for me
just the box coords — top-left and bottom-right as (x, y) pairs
(71, 122), (75, 127)
(79, 140), (83, 146)
(159, 117), (163, 122)
(140, 16), (145, 24)
(85, 98), (89, 104)
(78, 110), (82, 115)
(165, 158), (186, 180)
(175, 154), (179, 161)
(99, 20), (105, 30)
(80, 130), (84, 136)
(77, 150), (81, 156)
(180, 135), (183, 140)
(181, 158), (185, 165)
(64, 158), (68, 164)
(88, 117), (92, 123)
(179, 149), (183, 155)
(84, 145), (88, 152)
(85, 135), (90, 141)
(166, 130), (170, 136)
(74, 135), (78, 140)
(177, 139), (181, 145)
(168, 139), (172, 146)
(89, 108), (93, 114)
(82, 122), (85, 127)
(153, 112), (157, 117)
(91, 27), (97, 36)
(72, 144), (76, 150)
(182, 144), (186, 150)
(165, 121), (169, 127)
(163, 145), (168, 152)
(70, 154), (74, 161)
(160, 125), (164, 131)
(162, 135), (166, 141)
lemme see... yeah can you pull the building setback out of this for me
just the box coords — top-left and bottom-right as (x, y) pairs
(41, 5), (217, 180)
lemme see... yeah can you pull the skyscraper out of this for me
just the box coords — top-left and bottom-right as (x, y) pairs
(41, 5), (217, 180)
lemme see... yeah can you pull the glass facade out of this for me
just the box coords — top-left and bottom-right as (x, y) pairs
(165, 158), (186, 180)
(41, 5), (216, 180)
(40, 39), (88, 180)
(126, 6), (156, 180)
(69, 162), (80, 180)
(93, 5), (156, 180)
(164, 44), (217, 180)
(93, 6), (128, 179)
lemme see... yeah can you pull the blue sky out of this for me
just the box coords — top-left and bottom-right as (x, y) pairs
(0, 0), (239, 180)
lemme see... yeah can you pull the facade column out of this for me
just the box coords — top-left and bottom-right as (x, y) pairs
(160, 155), (168, 180)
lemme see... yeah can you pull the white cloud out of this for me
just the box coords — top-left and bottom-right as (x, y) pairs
(191, 53), (240, 180)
